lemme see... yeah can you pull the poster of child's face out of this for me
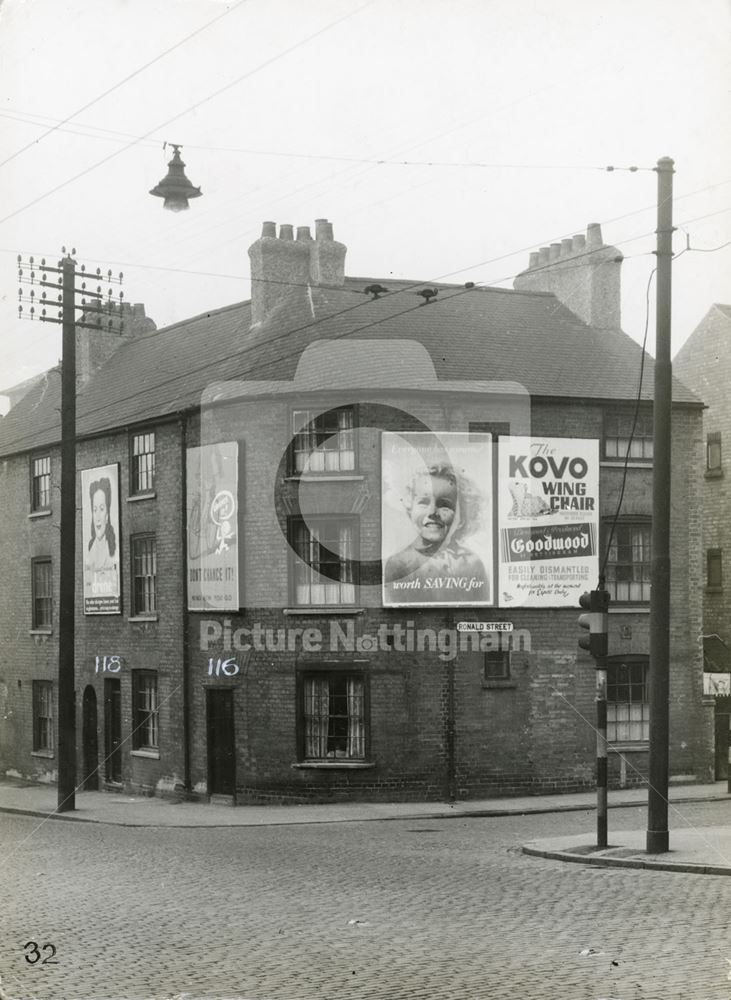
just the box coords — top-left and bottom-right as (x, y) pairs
(81, 463), (121, 615)
(381, 432), (493, 607)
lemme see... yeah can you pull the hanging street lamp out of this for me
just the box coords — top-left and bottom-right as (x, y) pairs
(149, 144), (202, 212)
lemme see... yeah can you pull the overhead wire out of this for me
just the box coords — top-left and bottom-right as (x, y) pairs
(0, 214), (694, 453)
(0, 108), (659, 173)
(0, 0), (255, 171)
(0, 0), (377, 230)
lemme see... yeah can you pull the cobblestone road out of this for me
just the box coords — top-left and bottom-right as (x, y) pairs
(3, 802), (731, 1000)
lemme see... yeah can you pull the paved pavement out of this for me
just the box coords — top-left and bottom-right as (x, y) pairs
(1, 775), (730, 873)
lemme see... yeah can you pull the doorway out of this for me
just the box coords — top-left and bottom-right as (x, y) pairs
(82, 686), (98, 791)
(714, 696), (730, 780)
(206, 689), (235, 797)
(104, 678), (122, 783)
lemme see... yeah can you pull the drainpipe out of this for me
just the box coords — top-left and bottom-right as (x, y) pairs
(180, 416), (191, 796)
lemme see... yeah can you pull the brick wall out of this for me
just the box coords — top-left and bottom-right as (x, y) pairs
(0, 420), (187, 796)
(183, 391), (711, 803)
(0, 379), (712, 801)
(675, 306), (731, 644)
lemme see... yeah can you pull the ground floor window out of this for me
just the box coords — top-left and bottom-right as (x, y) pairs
(607, 656), (649, 742)
(132, 670), (159, 750)
(32, 680), (53, 752)
(300, 672), (366, 760)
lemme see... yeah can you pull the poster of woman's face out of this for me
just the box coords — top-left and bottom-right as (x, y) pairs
(81, 463), (121, 614)
(382, 432), (493, 607)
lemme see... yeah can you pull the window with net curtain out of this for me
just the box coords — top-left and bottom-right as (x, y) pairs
(292, 407), (355, 474)
(606, 656), (649, 743)
(302, 673), (366, 760)
(603, 411), (653, 461)
(604, 520), (652, 603)
(291, 518), (356, 605)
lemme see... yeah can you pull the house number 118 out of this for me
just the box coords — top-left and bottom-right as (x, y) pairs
(95, 655), (122, 673)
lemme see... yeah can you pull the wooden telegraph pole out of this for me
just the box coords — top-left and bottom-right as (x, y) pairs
(646, 157), (674, 854)
(18, 251), (123, 812)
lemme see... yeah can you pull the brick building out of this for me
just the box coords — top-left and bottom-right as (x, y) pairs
(674, 304), (731, 776)
(0, 220), (713, 803)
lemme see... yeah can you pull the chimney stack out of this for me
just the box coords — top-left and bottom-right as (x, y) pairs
(513, 223), (623, 329)
(76, 303), (156, 389)
(248, 218), (347, 329)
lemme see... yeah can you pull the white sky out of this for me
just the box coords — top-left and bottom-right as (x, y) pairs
(0, 0), (729, 391)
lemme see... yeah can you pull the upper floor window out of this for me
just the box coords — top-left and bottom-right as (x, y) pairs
(707, 548), (723, 590)
(604, 520), (652, 603)
(603, 411), (653, 461)
(32, 680), (54, 753)
(131, 534), (157, 616)
(607, 656), (649, 743)
(707, 432), (722, 473)
(291, 407), (355, 474)
(132, 670), (159, 750)
(31, 455), (51, 511)
(299, 671), (366, 761)
(131, 432), (156, 494)
(31, 557), (52, 629)
(290, 517), (357, 606)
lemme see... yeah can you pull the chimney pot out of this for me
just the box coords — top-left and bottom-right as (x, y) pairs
(261, 221), (276, 238)
(296, 226), (313, 242)
(538, 247), (551, 265)
(528, 251), (539, 269)
(561, 238), (573, 255)
(549, 243), (561, 261)
(279, 224), (294, 241)
(572, 233), (586, 251)
(309, 218), (346, 285)
(586, 222), (602, 246)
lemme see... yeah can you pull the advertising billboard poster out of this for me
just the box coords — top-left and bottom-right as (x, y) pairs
(382, 432), (493, 607)
(81, 463), (121, 615)
(497, 436), (599, 607)
(186, 442), (240, 611)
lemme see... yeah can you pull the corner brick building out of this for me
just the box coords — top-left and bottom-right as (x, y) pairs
(674, 304), (731, 777)
(0, 221), (713, 803)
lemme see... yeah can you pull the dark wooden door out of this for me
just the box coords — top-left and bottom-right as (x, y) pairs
(82, 686), (98, 791)
(207, 689), (235, 796)
(104, 678), (122, 783)
(714, 704), (729, 780)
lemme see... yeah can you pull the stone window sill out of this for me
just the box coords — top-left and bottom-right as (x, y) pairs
(31, 749), (55, 759)
(291, 761), (375, 770)
(704, 469), (723, 480)
(127, 492), (157, 502)
(28, 509), (52, 519)
(29, 628), (53, 636)
(284, 607), (365, 616)
(600, 460), (653, 469)
(481, 680), (517, 690)
(608, 606), (650, 614)
(130, 749), (160, 760)
(706, 586), (723, 594)
(128, 615), (159, 623)
(285, 475), (364, 482)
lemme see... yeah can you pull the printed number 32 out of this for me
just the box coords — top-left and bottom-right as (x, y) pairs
(24, 941), (58, 965)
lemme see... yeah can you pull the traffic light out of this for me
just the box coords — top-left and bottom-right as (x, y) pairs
(578, 589), (609, 660)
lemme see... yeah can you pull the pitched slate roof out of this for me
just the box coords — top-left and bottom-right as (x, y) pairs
(0, 277), (702, 458)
